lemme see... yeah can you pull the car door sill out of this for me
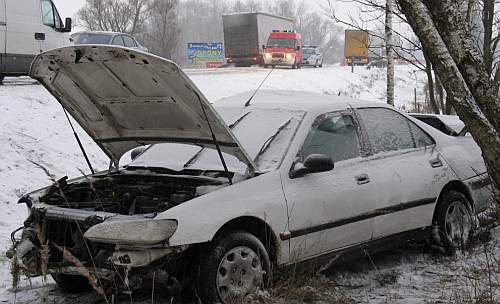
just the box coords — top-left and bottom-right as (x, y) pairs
(282, 227), (430, 271)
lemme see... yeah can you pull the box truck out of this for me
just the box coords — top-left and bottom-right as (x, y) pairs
(0, 0), (71, 83)
(222, 12), (294, 67)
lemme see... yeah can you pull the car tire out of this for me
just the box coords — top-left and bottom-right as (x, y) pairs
(196, 231), (271, 304)
(264, 65), (268, 68)
(51, 273), (93, 293)
(434, 190), (474, 254)
(319, 63), (323, 68)
(297, 63), (301, 69)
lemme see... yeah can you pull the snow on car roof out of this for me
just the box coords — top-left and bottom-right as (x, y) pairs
(214, 90), (386, 113)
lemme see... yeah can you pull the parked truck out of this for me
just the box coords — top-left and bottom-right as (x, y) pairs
(0, 0), (72, 83)
(344, 30), (369, 66)
(222, 12), (294, 67)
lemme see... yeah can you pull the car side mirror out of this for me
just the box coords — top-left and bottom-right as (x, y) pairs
(262, 44), (266, 50)
(289, 154), (334, 178)
(62, 17), (72, 33)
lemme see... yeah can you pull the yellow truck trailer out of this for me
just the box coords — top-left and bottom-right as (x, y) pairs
(344, 30), (369, 65)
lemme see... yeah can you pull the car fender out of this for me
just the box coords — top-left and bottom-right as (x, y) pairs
(155, 170), (288, 250)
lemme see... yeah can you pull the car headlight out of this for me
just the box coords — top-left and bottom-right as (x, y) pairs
(265, 53), (272, 58)
(286, 53), (294, 59)
(84, 219), (177, 245)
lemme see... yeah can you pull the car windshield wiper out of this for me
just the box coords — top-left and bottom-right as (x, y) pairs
(183, 111), (251, 169)
(254, 118), (292, 163)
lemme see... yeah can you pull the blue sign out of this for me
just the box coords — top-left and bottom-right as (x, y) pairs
(187, 42), (224, 66)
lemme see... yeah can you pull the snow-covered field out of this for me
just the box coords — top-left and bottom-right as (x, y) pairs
(0, 65), (497, 303)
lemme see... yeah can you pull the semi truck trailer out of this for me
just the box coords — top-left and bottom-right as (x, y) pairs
(222, 12), (294, 67)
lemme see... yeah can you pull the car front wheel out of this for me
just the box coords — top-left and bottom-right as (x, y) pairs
(197, 231), (271, 303)
(434, 191), (473, 254)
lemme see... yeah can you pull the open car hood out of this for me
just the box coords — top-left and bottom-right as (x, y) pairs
(30, 45), (256, 172)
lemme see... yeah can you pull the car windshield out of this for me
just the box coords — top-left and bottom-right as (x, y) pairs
(267, 38), (296, 49)
(303, 49), (316, 54)
(72, 33), (112, 44)
(128, 107), (304, 174)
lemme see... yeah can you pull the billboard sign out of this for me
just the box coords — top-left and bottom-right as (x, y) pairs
(187, 42), (224, 67)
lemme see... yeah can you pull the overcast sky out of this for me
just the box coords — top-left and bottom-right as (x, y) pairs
(51, 0), (356, 26)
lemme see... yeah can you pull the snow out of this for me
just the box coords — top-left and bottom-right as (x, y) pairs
(0, 64), (497, 303)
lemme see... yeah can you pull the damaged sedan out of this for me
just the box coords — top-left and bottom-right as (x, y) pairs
(7, 45), (494, 303)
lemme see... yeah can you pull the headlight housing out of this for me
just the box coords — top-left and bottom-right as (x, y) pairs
(285, 53), (294, 59)
(84, 219), (177, 246)
(265, 53), (272, 59)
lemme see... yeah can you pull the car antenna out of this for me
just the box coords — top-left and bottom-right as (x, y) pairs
(245, 66), (275, 107)
(192, 90), (233, 185)
(62, 107), (95, 175)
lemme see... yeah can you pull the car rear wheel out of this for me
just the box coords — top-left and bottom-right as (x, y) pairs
(197, 231), (271, 304)
(434, 191), (473, 254)
(51, 273), (93, 293)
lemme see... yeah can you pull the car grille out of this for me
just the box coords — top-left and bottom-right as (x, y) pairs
(272, 53), (284, 58)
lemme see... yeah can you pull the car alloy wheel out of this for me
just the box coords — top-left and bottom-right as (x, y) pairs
(435, 190), (473, 254)
(444, 200), (472, 249)
(216, 246), (264, 303)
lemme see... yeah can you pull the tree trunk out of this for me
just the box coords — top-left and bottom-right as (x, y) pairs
(385, 0), (395, 106)
(398, 0), (500, 194)
(424, 52), (440, 114)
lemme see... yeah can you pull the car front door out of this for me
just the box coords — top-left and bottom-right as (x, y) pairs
(355, 107), (456, 239)
(283, 111), (380, 263)
(39, 0), (65, 51)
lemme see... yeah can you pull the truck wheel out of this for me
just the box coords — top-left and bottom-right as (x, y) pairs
(52, 273), (93, 293)
(264, 65), (268, 68)
(272, 65), (276, 68)
(297, 63), (301, 69)
(434, 191), (473, 254)
(197, 231), (271, 304)
(291, 64), (296, 69)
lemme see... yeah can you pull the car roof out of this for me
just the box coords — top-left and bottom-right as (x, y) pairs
(215, 90), (391, 114)
(71, 31), (127, 36)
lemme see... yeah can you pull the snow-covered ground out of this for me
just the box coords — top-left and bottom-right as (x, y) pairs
(0, 65), (497, 303)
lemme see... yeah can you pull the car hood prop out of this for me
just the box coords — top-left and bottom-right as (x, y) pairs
(29, 45), (257, 174)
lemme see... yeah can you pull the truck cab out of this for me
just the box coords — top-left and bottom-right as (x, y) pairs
(0, 0), (71, 83)
(263, 30), (302, 69)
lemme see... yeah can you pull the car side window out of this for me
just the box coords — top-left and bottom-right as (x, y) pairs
(357, 108), (433, 154)
(409, 120), (435, 147)
(41, 0), (55, 27)
(123, 35), (137, 47)
(112, 35), (125, 46)
(302, 114), (361, 163)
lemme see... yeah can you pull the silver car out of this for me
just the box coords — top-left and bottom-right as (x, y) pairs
(8, 45), (492, 303)
(70, 31), (149, 52)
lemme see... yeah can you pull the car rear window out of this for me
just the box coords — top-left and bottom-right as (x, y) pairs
(73, 33), (112, 44)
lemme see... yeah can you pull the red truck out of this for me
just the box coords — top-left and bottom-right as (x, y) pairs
(263, 30), (303, 69)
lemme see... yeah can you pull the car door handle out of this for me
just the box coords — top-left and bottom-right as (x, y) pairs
(355, 174), (370, 185)
(35, 32), (45, 40)
(429, 158), (443, 168)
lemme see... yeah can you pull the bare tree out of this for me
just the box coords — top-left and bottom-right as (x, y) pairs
(385, 0), (395, 106)
(78, 0), (149, 35)
(397, 0), (500, 192)
(143, 0), (179, 59)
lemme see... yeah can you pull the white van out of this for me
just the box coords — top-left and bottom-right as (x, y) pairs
(0, 0), (71, 83)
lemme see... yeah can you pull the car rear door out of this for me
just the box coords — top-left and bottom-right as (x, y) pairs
(4, 0), (40, 74)
(355, 107), (456, 238)
(283, 110), (380, 262)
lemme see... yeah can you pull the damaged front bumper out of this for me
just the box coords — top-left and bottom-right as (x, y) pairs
(8, 203), (188, 292)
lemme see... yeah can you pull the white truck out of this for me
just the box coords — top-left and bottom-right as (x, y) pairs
(0, 0), (71, 83)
